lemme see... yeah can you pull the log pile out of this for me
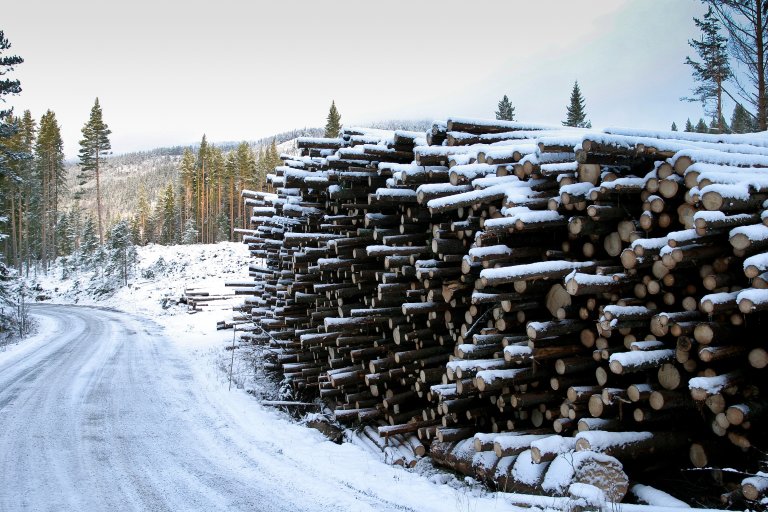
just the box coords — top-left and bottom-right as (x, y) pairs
(236, 118), (768, 505)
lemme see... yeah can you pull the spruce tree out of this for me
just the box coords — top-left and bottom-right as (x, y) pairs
(562, 81), (591, 128)
(181, 218), (199, 245)
(78, 98), (111, 245)
(730, 103), (758, 133)
(325, 100), (342, 138)
(684, 7), (731, 133)
(684, 118), (694, 132)
(495, 95), (515, 121)
(0, 30), (23, 119)
(106, 220), (135, 287)
(671, 122), (678, 131)
(695, 118), (709, 133)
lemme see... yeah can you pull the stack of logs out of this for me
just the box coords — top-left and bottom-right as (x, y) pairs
(236, 117), (768, 505)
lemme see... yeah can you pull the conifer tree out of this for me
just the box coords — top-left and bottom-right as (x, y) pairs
(79, 216), (98, 268)
(671, 121), (678, 131)
(78, 98), (111, 245)
(0, 30), (23, 119)
(35, 110), (66, 268)
(495, 95), (515, 121)
(684, 7), (732, 133)
(562, 81), (592, 128)
(160, 182), (177, 245)
(684, 118), (694, 132)
(178, 148), (195, 230)
(701, 1), (767, 130)
(135, 185), (151, 245)
(325, 101), (342, 138)
(695, 117), (709, 132)
(182, 218), (199, 245)
(106, 220), (135, 287)
(730, 103), (758, 133)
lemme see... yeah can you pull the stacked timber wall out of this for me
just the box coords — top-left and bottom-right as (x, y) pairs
(234, 117), (768, 505)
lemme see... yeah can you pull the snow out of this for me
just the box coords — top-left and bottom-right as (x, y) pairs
(730, 224), (768, 242)
(575, 431), (652, 451)
(688, 372), (739, 394)
(745, 252), (768, 273)
(673, 148), (768, 168)
(737, 288), (768, 307)
(511, 449), (549, 485)
(480, 260), (594, 283)
(17, 242), (533, 512)
(630, 484), (691, 508)
(604, 127), (768, 148)
(608, 349), (674, 368)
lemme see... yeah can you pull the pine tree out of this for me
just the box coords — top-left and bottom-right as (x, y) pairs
(730, 103), (758, 133)
(325, 100), (342, 138)
(78, 98), (111, 245)
(135, 185), (151, 245)
(106, 220), (135, 287)
(35, 110), (66, 269)
(671, 122), (678, 131)
(159, 182), (177, 245)
(701, 1), (767, 130)
(79, 216), (98, 269)
(684, 118), (694, 132)
(684, 7), (732, 133)
(695, 117), (709, 133)
(0, 30), (23, 119)
(178, 148), (195, 231)
(562, 81), (592, 128)
(495, 95), (515, 121)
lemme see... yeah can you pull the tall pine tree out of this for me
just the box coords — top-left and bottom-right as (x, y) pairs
(78, 98), (111, 245)
(35, 110), (66, 269)
(325, 101), (342, 138)
(495, 95), (515, 121)
(684, 7), (732, 133)
(562, 81), (591, 128)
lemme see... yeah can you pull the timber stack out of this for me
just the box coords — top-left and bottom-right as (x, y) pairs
(236, 117), (768, 506)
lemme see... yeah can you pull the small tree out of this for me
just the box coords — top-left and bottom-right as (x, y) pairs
(562, 81), (591, 128)
(730, 103), (758, 133)
(182, 218), (199, 245)
(695, 117), (709, 132)
(684, 118), (695, 132)
(671, 121), (678, 131)
(495, 95), (515, 121)
(106, 220), (135, 287)
(324, 100), (342, 138)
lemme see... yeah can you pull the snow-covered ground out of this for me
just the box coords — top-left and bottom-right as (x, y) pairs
(10, 243), (529, 511)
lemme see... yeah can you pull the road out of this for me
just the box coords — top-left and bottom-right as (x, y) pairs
(0, 304), (431, 512)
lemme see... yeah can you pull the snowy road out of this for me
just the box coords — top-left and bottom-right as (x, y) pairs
(0, 304), (519, 512)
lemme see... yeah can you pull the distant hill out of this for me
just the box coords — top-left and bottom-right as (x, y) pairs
(62, 127), (325, 223)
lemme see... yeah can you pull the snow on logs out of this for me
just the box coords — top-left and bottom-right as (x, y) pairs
(237, 119), (768, 505)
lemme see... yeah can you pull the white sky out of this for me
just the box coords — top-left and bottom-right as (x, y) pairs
(5, 0), (712, 158)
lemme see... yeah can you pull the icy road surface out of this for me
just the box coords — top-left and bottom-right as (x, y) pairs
(0, 304), (519, 512)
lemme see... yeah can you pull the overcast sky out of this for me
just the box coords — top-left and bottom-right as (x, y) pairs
(5, 0), (712, 158)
